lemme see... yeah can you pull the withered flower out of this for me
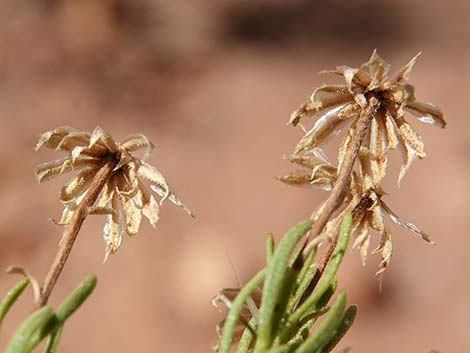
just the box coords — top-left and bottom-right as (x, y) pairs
(36, 126), (192, 260)
(290, 50), (446, 185)
(281, 146), (432, 277)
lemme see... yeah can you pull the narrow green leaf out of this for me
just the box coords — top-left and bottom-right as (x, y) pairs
(295, 291), (347, 353)
(286, 214), (352, 330)
(266, 234), (275, 264)
(0, 278), (29, 327)
(218, 269), (266, 353)
(236, 319), (255, 353)
(286, 252), (317, 315)
(4, 306), (54, 353)
(55, 274), (97, 322)
(315, 280), (337, 312)
(25, 275), (97, 351)
(43, 324), (63, 353)
(280, 281), (336, 344)
(286, 307), (328, 350)
(254, 219), (313, 353)
(266, 346), (289, 353)
(319, 305), (357, 353)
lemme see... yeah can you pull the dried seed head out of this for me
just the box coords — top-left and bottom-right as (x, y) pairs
(290, 50), (446, 186)
(36, 126), (193, 260)
(283, 148), (432, 279)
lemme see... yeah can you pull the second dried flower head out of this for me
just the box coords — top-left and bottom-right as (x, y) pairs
(283, 51), (446, 277)
(36, 126), (192, 260)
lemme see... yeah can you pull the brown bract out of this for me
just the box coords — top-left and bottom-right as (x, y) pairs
(289, 50), (446, 186)
(281, 146), (433, 278)
(36, 126), (193, 261)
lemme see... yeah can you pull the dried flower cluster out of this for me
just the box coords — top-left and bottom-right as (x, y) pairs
(36, 126), (192, 260)
(282, 51), (446, 276)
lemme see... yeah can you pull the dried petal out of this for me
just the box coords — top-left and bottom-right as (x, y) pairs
(397, 121), (426, 159)
(120, 134), (155, 159)
(353, 218), (370, 266)
(362, 50), (391, 88)
(60, 168), (95, 203)
(35, 126), (76, 151)
(151, 184), (194, 217)
(94, 182), (114, 208)
(56, 132), (94, 151)
(89, 126), (118, 152)
(137, 162), (170, 202)
(368, 199), (385, 233)
(142, 194), (160, 228)
(103, 194), (125, 261)
(383, 111), (399, 150)
(397, 133), (417, 186)
(121, 197), (142, 236)
(368, 118), (388, 184)
(310, 85), (353, 110)
(381, 201), (434, 243)
(394, 52), (421, 84)
(374, 231), (393, 284)
(36, 157), (100, 183)
(406, 101), (446, 128)
(295, 104), (352, 154)
(289, 100), (317, 126)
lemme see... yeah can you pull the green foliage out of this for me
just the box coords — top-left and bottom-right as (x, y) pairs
(216, 213), (356, 353)
(0, 278), (30, 327)
(2, 275), (97, 353)
(4, 306), (54, 353)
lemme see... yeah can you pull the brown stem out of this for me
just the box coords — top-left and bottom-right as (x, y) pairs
(37, 158), (117, 307)
(302, 96), (380, 270)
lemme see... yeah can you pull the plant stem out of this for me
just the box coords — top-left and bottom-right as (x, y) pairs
(37, 158), (116, 308)
(302, 96), (380, 270)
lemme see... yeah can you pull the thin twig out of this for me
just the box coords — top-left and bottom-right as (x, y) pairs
(37, 158), (117, 308)
(302, 95), (380, 271)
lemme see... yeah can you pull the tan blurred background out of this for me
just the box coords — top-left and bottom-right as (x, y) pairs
(0, 0), (468, 352)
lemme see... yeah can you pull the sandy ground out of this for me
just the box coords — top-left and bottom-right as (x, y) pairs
(0, 1), (468, 352)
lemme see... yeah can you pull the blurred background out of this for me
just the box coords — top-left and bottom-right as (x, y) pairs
(0, 0), (468, 352)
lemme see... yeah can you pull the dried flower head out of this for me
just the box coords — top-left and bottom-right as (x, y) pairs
(289, 50), (446, 185)
(36, 126), (192, 260)
(281, 147), (432, 277)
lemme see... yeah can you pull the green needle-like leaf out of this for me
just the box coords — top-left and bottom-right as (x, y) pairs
(0, 278), (29, 327)
(254, 219), (313, 353)
(285, 214), (352, 331)
(236, 318), (256, 353)
(55, 274), (97, 322)
(295, 290), (347, 353)
(266, 234), (275, 264)
(25, 274), (97, 351)
(218, 269), (267, 353)
(266, 346), (289, 353)
(4, 306), (54, 353)
(43, 325), (63, 353)
(319, 305), (357, 353)
(286, 250), (317, 315)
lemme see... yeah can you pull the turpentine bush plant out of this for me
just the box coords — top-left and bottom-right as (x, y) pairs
(212, 51), (445, 352)
(0, 51), (445, 353)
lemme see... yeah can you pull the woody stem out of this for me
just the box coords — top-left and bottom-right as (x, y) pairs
(302, 96), (380, 271)
(37, 158), (117, 308)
